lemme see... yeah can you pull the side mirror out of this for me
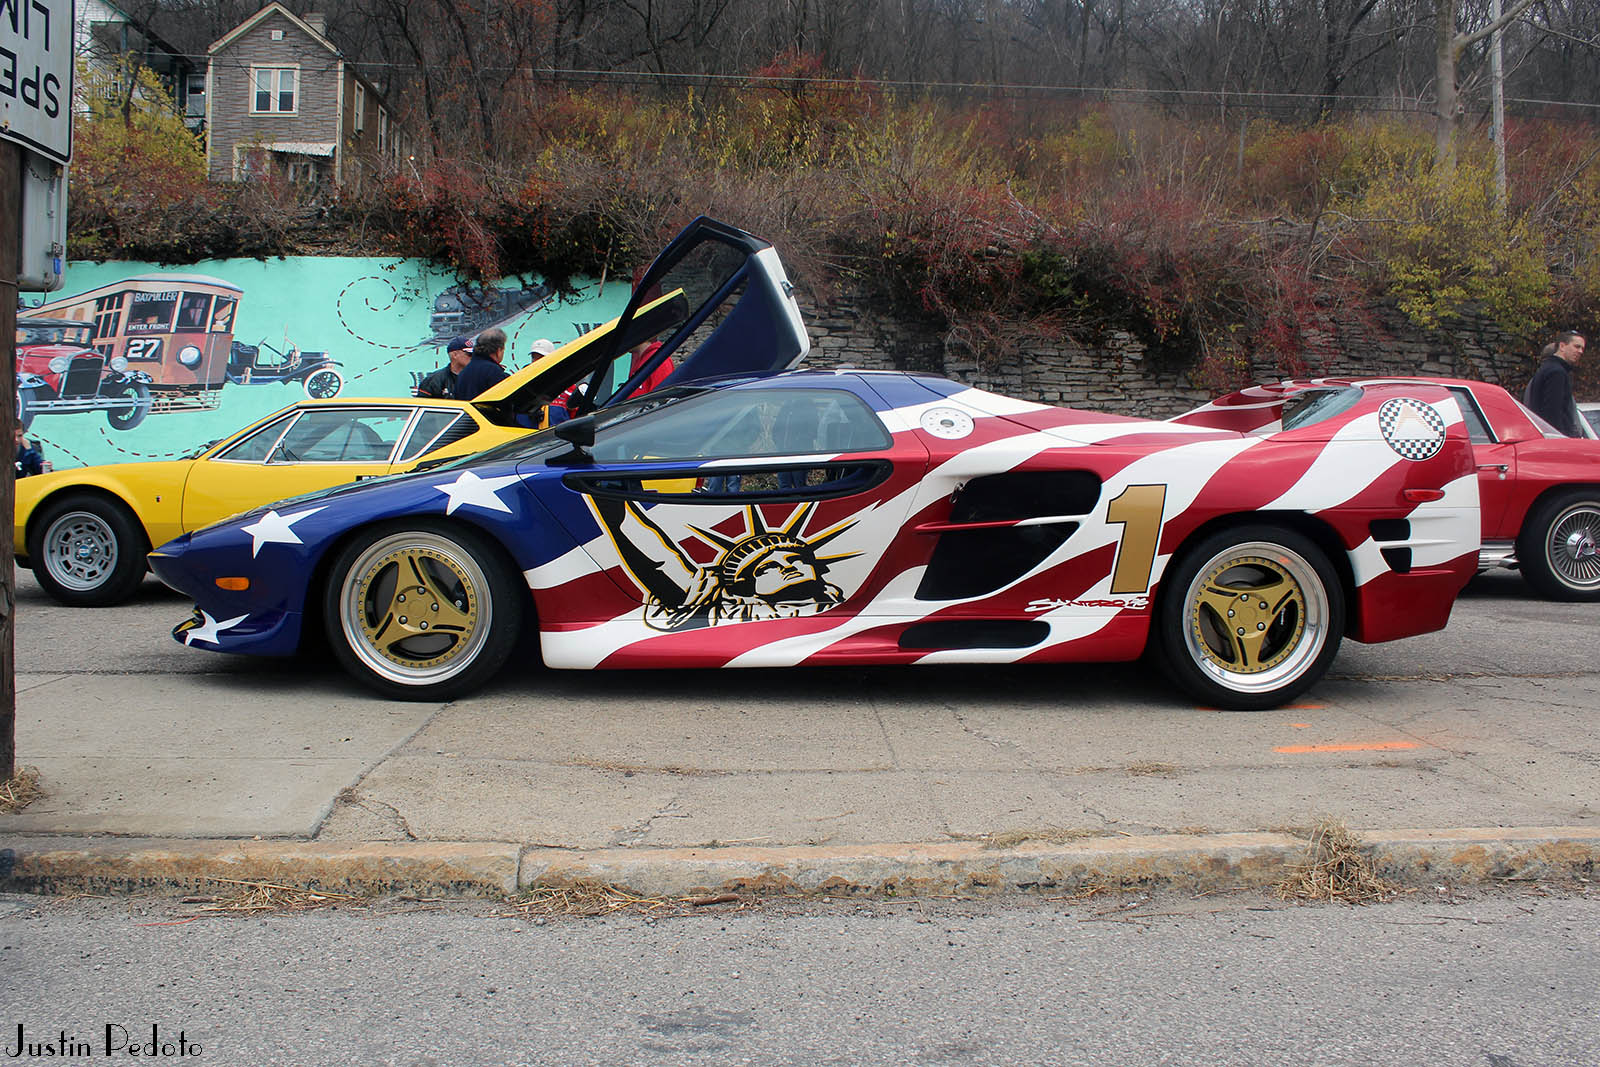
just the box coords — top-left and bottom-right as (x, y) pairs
(552, 414), (596, 465)
(554, 415), (596, 448)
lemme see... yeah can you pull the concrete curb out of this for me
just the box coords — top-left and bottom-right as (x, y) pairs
(520, 827), (1600, 897)
(0, 839), (522, 895)
(2, 827), (1596, 898)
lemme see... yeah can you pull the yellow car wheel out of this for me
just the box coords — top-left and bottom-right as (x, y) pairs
(323, 521), (525, 700)
(1157, 525), (1343, 711)
(27, 494), (150, 607)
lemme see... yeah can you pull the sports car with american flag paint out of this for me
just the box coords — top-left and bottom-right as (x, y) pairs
(149, 221), (1483, 710)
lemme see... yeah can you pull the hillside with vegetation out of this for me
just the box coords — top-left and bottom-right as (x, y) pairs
(69, 0), (1600, 394)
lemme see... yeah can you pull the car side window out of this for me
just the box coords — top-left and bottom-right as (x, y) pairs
(399, 410), (468, 461)
(591, 388), (890, 463)
(270, 409), (411, 463)
(1449, 388), (1495, 444)
(216, 412), (297, 463)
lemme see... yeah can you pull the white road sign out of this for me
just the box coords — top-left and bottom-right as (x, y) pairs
(1, 0), (74, 162)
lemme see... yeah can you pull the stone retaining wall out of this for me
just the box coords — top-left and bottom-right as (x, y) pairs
(802, 293), (1533, 416)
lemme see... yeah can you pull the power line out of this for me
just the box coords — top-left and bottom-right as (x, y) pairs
(84, 47), (1600, 114)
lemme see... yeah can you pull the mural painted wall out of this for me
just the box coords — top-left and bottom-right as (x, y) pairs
(16, 258), (627, 471)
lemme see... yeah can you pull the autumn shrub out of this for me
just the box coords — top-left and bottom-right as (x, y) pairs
(1336, 146), (1552, 338)
(69, 60), (214, 261)
(1239, 121), (1350, 215)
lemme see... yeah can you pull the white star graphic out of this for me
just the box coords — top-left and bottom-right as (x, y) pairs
(434, 470), (522, 515)
(183, 610), (249, 646)
(241, 507), (326, 557)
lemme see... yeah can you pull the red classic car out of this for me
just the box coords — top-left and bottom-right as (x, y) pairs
(15, 316), (156, 432)
(1175, 377), (1600, 601)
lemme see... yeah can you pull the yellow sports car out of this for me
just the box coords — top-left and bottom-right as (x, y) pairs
(16, 288), (700, 606)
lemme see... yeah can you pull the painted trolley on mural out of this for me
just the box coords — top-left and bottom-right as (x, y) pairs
(27, 275), (243, 426)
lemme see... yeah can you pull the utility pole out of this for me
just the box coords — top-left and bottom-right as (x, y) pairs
(2, 0), (74, 784)
(1490, 0), (1508, 211)
(2, 142), (16, 782)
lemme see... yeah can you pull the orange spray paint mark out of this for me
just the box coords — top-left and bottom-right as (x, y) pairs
(1273, 741), (1421, 754)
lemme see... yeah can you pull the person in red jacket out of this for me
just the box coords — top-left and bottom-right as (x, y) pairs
(627, 340), (675, 398)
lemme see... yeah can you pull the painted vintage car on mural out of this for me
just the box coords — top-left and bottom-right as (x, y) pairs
(15, 220), (729, 609)
(30, 275), (242, 414)
(1175, 377), (1600, 601)
(226, 338), (345, 398)
(15, 316), (157, 432)
(149, 222), (1481, 711)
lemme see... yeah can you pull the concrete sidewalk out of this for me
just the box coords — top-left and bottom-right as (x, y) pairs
(4, 569), (1598, 898)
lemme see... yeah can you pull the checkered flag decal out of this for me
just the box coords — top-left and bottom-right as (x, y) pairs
(1378, 398), (1447, 461)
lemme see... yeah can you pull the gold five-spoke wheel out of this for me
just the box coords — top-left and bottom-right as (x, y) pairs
(1159, 526), (1343, 710)
(326, 523), (524, 699)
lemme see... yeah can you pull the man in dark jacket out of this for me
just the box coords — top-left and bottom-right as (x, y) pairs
(415, 335), (472, 398)
(1524, 331), (1585, 437)
(15, 427), (44, 477)
(453, 327), (509, 402)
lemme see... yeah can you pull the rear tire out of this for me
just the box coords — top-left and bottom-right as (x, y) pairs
(1516, 488), (1600, 601)
(324, 521), (525, 700)
(27, 494), (150, 606)
(1156, 524), (1344, 710)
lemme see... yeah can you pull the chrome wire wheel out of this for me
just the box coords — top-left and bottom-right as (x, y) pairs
(337, 530), (494, 688)
(1180, 540), (1331, 698)
(1542, 500), (1600, 592)
(41, 509), (121, 593)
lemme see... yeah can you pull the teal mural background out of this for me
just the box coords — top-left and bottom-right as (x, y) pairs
(19, 258), (626, 471)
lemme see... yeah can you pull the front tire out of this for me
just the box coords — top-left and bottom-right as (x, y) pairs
(27, 494), (150, 606)
(304, 367), (344, 399)
(1156, 525), (1344, 710)
(104, 380), (153, 431)
(1517, 489), (1600, 601)
(324, 521), (525, 700)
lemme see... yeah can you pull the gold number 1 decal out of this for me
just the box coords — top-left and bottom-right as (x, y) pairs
(1106, 484), (1168, 594)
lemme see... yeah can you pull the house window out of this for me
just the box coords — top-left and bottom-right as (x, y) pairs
(252, 67), (297, 113)
(186, 72), (207, 118)
(378, 110), (388, 153)
(353, 82), (365, 132)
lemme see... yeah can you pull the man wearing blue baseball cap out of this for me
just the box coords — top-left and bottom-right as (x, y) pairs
(415, 335), (472, 398)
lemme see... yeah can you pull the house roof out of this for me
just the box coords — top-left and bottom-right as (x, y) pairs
(208, 2), (339, 57)
(80, 0), (188, 62)
(206, 2), (396, 119)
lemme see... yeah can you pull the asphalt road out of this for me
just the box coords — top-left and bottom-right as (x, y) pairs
(2, 887), (1596, 1066)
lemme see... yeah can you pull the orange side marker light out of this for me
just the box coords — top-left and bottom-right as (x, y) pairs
(215, 577), (250, 591)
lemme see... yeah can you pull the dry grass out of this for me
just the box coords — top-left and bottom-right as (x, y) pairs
(187, 878), (362, 914)
(506, 884), (744, 918)
(1276, 819), (1397, 904)
(0, 766), (44, 814)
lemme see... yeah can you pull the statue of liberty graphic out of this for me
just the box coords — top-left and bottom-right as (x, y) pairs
(589, 497), (859, 630)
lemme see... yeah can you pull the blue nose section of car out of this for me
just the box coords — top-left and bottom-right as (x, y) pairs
(172, 606), (303, 657)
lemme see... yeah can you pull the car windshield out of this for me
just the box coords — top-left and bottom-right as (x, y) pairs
(423, 385), (711, 473)
(1516, 400), (1570, 438)
(1279, 387), (1364, 432)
